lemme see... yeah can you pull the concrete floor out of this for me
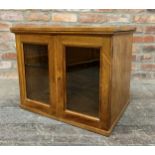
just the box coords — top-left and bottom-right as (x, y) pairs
(0, 79), (155, 145)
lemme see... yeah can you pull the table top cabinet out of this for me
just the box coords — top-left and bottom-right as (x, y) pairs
(11, 25), (136, 136)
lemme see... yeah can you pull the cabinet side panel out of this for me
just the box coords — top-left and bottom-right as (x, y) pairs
(111, 33), (133, 125)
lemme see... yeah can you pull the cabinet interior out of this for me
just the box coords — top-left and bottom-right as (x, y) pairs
(65, 46), (100, 117)
(23, 43), (49, 104)
(23, 44), (100, 117)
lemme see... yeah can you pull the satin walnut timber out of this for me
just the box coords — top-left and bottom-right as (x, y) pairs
(11, 25), (136, 136)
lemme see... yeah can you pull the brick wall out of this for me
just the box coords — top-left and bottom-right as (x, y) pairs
(0, 9), (155, 80)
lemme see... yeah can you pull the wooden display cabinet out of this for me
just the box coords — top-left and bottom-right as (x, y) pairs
(11, 25), (136, 136)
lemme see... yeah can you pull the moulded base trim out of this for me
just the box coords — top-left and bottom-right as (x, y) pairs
(20, 99), (130, 137)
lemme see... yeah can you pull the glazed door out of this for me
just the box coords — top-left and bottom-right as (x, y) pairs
(55, 35), (111, 129)
(16, 34), (56, 115)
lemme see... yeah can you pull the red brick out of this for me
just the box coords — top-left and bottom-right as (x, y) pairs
(0, 61), (12, 69)
(143, 45), (155, 52)
(145, 26), (155, 33)
(133, 35), (155, 43)
(0, 32), (15, 42)
(106, 15), (130, 23)
(133, 36), (144, 43)
(0, 11), (23, 21)
(132, 45), (141, 53)
(79, 13), (107, 23)
(140, 54), (153, 61)
(143, 36), (155, 42)
(133, 15), (146, 23)
(52, 13), (77, 22)
(141, 64), (155, 71)
(131, 63), (137, 71)
(133, 15), (155, 23)
(1, 53), (16, 60)
(132, 55), (137, 61)
(135, 26), (144, 33)
(0, 22), (11, 31)
(25, 11), (50, 21)
(0, 44), (10, 51)
(132, 72), (152, 80)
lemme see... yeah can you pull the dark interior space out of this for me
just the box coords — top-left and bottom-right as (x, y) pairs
(23, 44), (49, 104)
(66, 46), (100, 117)
(23, 44), (100, 117)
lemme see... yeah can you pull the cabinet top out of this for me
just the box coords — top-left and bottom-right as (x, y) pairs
(10, 25), (136, 35)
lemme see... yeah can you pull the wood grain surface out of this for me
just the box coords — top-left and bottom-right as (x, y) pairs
(12, 25), (135, 136)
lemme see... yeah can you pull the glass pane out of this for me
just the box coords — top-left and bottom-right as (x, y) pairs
(66, 46), (100, 117)
(23, 43), (49, 104)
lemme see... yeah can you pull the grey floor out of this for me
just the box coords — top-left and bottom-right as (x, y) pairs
(0, 79), (155, 145)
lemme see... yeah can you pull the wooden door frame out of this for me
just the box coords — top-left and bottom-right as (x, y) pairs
(15, 34), (56, 115)
(55, 35), (112, 129)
